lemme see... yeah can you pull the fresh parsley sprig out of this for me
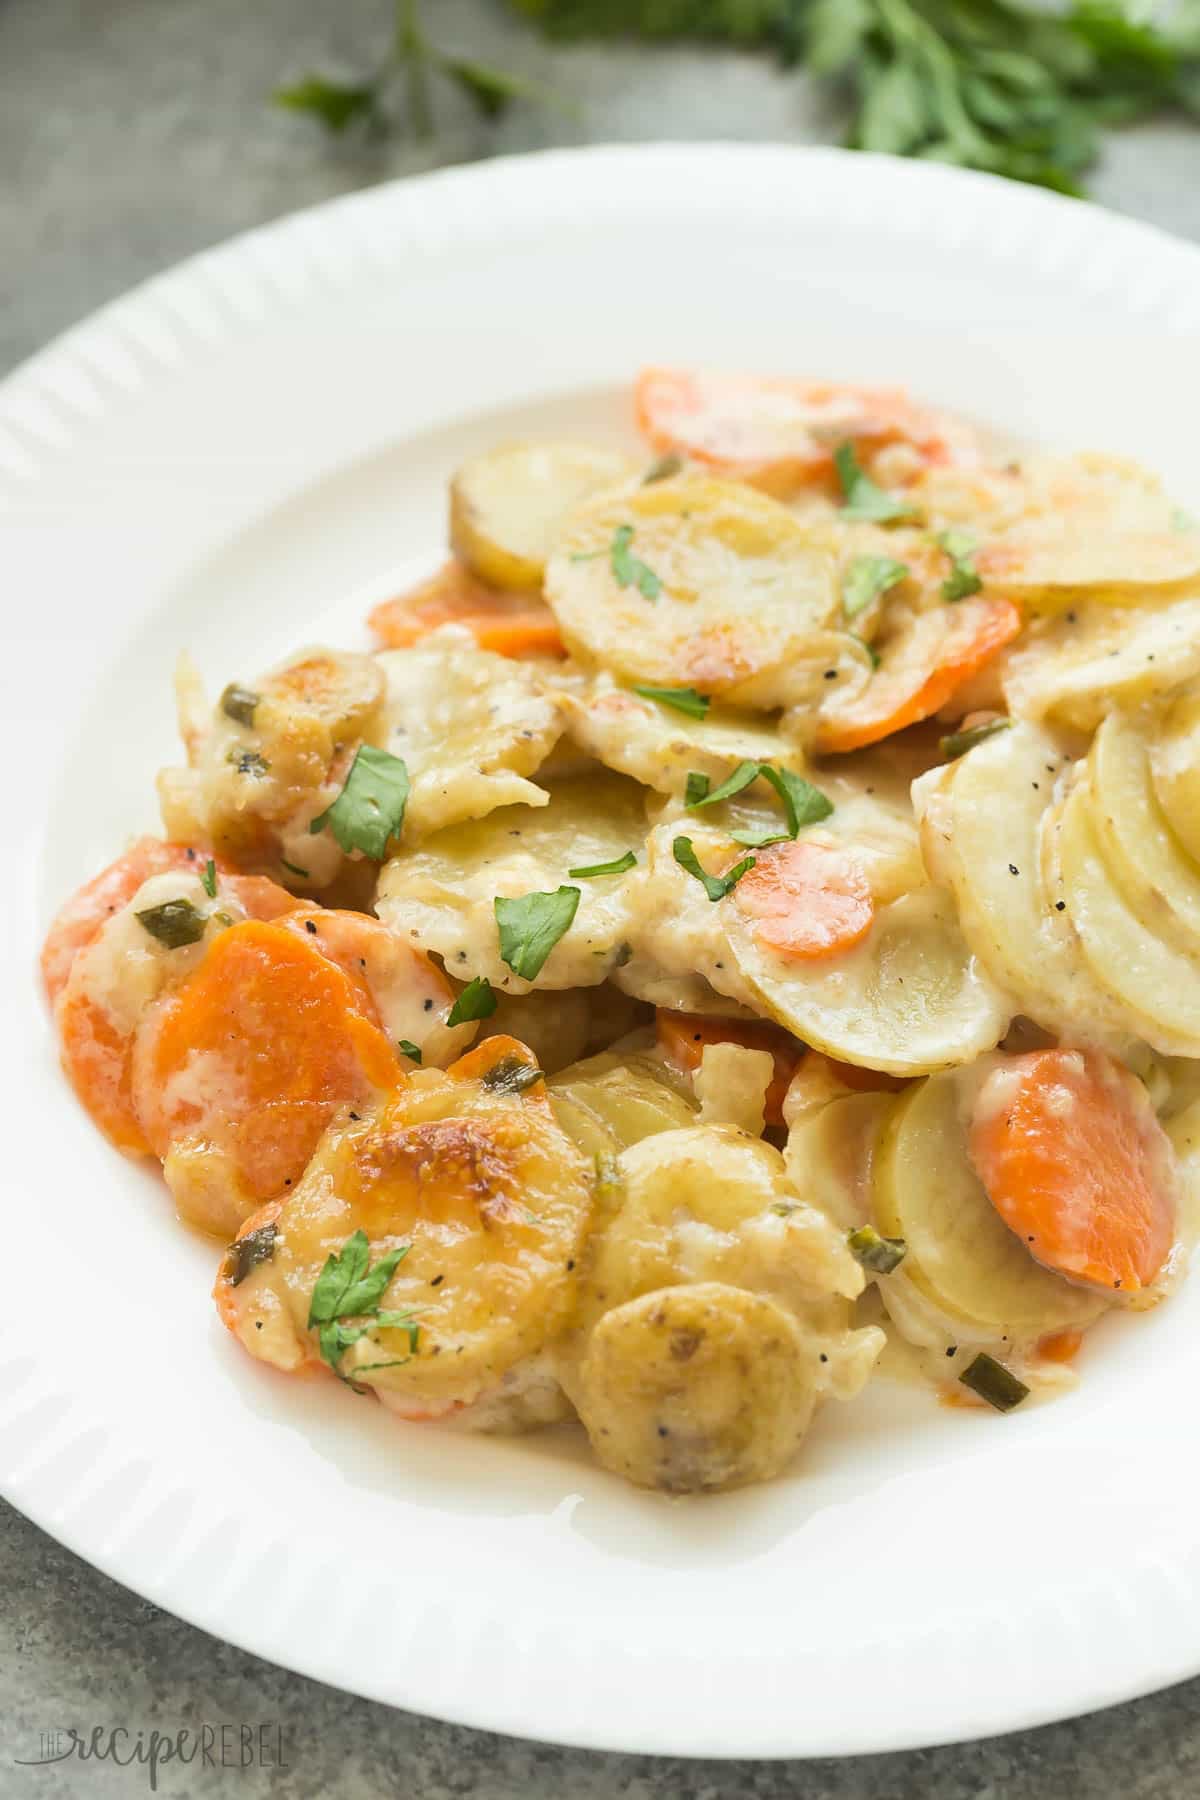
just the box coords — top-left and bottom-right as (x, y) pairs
(307, 1229), (419, 1384)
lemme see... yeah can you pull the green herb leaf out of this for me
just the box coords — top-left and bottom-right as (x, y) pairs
(758, 765), (834, 835)
(834, 443), (917, 524)
(275, 75), (378, 134)
(937, 528), (983, 601)
(684, 771), (711, 806)
(280, 858), (311, 880)
(847, 1225), (908, 1274)
(396, 1039), (423, 1063)
(446, 976), (497, 1026)
(200, 858), (218, 899)
(374, 1308), (421, 1351)
(939, 717), (1012, 761)
(643, 452), (684, 484)
(225, 1222), (278, 1288)
(309, 1230), (411, 1328)
(310, 745), (409, 860)
(958, 1351), (1030, 1413)
(220, 683), (261, 727)
(495, 886), (581, 981)
(632, 684), (710, 719)
(568, 850), (637, 878)
(729, 827), (790, 848)
(850, 632), (882, 670)
(136, 898), (207, 949)
(672, 836), (755, 902)
(481, 1053), (546, 1094)
(610, 523), (662, 600)
(842, 554), (910, 619)
(687, 759), (763, 810)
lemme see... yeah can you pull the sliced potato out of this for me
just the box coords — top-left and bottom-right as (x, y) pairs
(784, 1089), (898, 1230)
(548, 1043), (697, 1165)
(694, 1043), (774, 1135)
(1087, 709), (1200, 954)
(1048, 783), (1200, 1055)
(376, 773), (648, 992)
(1149, 685), (1200, 868)
(874, 1071), (1107, 1338)
(559, 670), (808, 795)
(545, 476), (838, 709)
(615, 819), (759, 1014)
(450, 441), (637, 590)
(730, 883), (1009, 1077)
(1003, 598), (1200, 734)
(475, 986), (593, 1074)
(573, 1283), (818, 1493)
(214, 1036), (594, 1412)
(913, 721), (1128, 1047)
(378, 630), (562, 839)
(157, 646), (388, 886)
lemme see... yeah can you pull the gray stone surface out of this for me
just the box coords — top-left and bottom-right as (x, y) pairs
(5, 1), (1200, 1792)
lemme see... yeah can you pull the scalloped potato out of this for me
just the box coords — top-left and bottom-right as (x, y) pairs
(44, 367), (1200, 1495)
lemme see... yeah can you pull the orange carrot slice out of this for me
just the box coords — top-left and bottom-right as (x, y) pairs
(968, 1049), (1178, 1294)
(656, 1011), (803, 1126)
(733, 840), (874, 961)
(816, 596), (1021, 755)
(132, 919), (403, 1201)
(634, 367), (977, 493)
(368, 559), (565, 659)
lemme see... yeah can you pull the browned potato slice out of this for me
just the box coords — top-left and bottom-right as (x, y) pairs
(451, 441), (638, 589)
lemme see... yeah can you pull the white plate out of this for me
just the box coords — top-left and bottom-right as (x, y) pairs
(4, 144), (1200, 1760)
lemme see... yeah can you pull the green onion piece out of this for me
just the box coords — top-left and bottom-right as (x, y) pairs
(958, 1352), (1030, 1413)
(446, 976), (497, 1027)
(847, 1225), (907, 1275)
(200, 858), (218, 899)
(136, 898), (207, 949)
(568, 850), (637, 879)
(939, 718), (1012, 761)
(632, 685), (710, 719)
(226, 1222), (278, 1287)
(220, 683), (261, 727)
(396, 1039), (422, 1063)
(672, 836), (755, 902)
(643, 452), (683, 485)
(481, 1054), (546, 1094)
(834, 443), (917, 524)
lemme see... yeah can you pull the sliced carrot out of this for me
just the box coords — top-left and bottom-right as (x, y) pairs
(634, 367), (977, 494)
(968, 1049), (1178, 1294)
(656, 1010), (803, 1127)
(815, 596), (1022, 755)
(59, 984), (151, 1154)
(733, 840), (874, 961)
(802, 1051), (907, 1095)
(278, 906), (459, 1047)
(132, 919), (403, 1202)
(42, 840), (208, 1004)
(368, 559), (565, 659)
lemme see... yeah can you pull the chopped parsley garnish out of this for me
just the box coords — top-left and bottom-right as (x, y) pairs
(833, 443), (917, 524)
(446, 976), (497, 1026)
(396, 1039), (423, 1063)
(850, 632), (881, 670)
(684, 771), (710, 807)
(847, 1225), (907, 1274)
(481, 1054), (546, 1094)
(568, 850), (637, 879)
(495, 886), (581, 981)
(672, 836), (755, 902)
(220, 683), (260, 727)
(610, 523), (662, 600)
(1172, 506), (1197, 532)
(937, 528), (983, 601)
(136, 898), (207, 949)
(758, 765), (834, 836)
(842, 553), (909, 619)
(939, 718), (1012, 761)
(200, 858), (218, 899)
(958, 1351), (1029, 1413)
(226, 1222), (278, 1288)
(632, 684), (710, 719)
(309, 744), (409, 860)
(307, 1229), (416, 1384)
(642, 452), (683, 485)
(686, 759), (762, 811)
(280, 857), (310, 879)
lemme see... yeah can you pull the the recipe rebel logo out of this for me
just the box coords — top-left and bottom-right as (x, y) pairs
(14, 1722), (289, 1790)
